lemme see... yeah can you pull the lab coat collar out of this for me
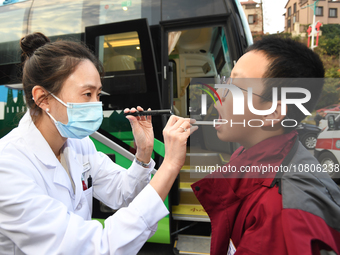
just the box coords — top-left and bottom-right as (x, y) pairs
(19, 112), (58, 168)
(20, 112), (83, 207)
(62, 142), (83, 207)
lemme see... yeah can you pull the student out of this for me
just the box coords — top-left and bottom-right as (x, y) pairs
(192, 36), (340, 255)
(0, 32), (197, 255)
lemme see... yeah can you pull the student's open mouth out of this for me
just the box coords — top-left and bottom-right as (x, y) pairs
(214, 113), (224, 130)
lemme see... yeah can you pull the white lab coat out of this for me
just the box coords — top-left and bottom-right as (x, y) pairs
(0, 112), (169, 255)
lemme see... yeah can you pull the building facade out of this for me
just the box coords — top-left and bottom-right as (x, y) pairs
(241, 0), (264, 35)
(285, 0), (340, 37)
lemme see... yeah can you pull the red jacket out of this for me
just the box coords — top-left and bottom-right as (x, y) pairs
(192, 131), (340, 255)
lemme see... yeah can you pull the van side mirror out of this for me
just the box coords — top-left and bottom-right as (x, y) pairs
(328, 115), (336, 130)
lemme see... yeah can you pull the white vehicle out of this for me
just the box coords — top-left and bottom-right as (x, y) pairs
(314, 111), (340, 184)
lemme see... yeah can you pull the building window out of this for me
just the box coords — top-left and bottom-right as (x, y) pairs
(329, 8), (337, 18)
(287, 19), (291, 28)
(316, 6), (323, 16)
(248, 15), (256, 24)
(288, 7), (292, 16)
(245, 4), (256, 9)
(293, 15), (296, 24)
(294, 3), (297, 13)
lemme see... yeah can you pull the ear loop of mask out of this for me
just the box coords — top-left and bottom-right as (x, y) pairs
(45, 108), (59, 123)
(44, 92), (68, 123)
(49, 93), (69, 108)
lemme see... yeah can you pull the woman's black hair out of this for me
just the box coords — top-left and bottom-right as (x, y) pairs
(20, 32), (103, 120)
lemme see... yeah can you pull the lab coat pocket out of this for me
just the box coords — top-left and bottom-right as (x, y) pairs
(83, 187), (93, 214)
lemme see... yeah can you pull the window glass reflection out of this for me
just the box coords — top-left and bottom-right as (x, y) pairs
(0, 6), (26, 64)
(162, 0), (226, 20)
(30, 0), (83, 37)
(98, 32), (143, 72)
(0, 0), (28, 7)
(99, 0), (142, 25)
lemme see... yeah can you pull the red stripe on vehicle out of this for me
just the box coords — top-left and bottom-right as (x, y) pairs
(315, 138), (332, 150)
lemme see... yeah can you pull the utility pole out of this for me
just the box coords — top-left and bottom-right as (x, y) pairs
(302, 0), (320, 51)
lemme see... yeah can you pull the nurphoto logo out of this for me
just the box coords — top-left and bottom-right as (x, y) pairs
(190, 78), (317, 128)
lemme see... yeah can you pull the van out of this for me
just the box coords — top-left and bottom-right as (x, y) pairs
(314, 111), (340, 184)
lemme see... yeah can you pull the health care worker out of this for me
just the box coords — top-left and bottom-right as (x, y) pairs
(0, 32), (197, 255)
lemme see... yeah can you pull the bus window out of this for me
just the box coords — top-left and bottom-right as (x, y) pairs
(83, 0), (161, 28)
(0, 0), (28, 6)
(30, 0), (83, 38)
(99, 32), (142, 73)
(98, 0), (142, 25)
(162, 0), (226, 20)
(0, 1), (30, 65)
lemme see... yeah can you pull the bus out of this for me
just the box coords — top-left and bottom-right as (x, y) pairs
(0, 0), (252, 253)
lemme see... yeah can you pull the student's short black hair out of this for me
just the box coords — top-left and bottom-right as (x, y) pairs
(246, 36), (325, 131)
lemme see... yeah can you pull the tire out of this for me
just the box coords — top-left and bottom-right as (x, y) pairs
(301, 133), (317, 149)
(318, 151), (340, 184)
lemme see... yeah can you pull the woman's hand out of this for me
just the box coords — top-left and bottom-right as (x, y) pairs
(162, 115), (198, 172)
(150, 115), (198, 201)
(124, 106), (154, 164)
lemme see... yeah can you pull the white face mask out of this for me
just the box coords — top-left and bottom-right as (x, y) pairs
(46, 93), (103, 139)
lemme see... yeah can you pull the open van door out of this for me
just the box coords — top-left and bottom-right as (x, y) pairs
(85, 18), (170, 245)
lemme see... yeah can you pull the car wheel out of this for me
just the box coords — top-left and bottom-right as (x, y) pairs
(301, 133), (317, 149)
(318, 152), (340, 184)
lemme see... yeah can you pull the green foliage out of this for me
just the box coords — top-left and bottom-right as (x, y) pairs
(252, 33), (301, 43)
(316, 78), (340, 109)
(325, 67), (340, 78)
(318, 36), (340, 56)
(317, 24), (340, 55)
(320, 24), (340, 39)
(292, 34), (302, 42)
(301, 24), (310, 33)
(276, 33), (293, 39)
